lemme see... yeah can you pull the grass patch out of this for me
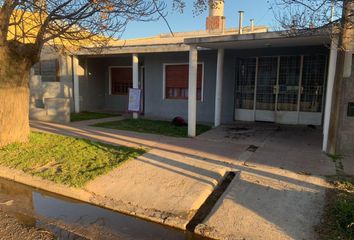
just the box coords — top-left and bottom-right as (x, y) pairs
(0, 132), (145, 187)
(92, 118), (211, 137)
(317, 176), (354, 240)
(71, 111), (120, 122)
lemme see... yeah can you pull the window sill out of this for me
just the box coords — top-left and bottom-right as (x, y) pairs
(163, 98), (203, 102)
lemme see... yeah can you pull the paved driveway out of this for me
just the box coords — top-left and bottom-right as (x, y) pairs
(197, 122), (335, 239)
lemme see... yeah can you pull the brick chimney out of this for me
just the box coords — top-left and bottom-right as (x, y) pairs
(206, 0), (225, 33)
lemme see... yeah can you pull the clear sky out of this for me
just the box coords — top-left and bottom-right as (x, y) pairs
(120, 0), (277, 39)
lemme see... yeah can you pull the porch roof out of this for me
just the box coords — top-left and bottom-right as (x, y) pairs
(74, 26), (269, 56)
(184, 30), (332, 49)
(76, 43), (190, 56)
(75, 29), (332, 57)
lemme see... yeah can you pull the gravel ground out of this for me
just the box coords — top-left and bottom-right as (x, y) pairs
(0, 210), (55, 240)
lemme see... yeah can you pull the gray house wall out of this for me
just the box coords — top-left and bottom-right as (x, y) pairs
(103, 56), (133, 112)
(80, 56), (133, 112)
(128, 46), (328, 124)
(81, 45), (329, 124)
(79, 57), (105, 111)
(143, 51), (219, 123)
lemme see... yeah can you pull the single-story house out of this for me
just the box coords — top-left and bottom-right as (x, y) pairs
(30, 1), (354, 157)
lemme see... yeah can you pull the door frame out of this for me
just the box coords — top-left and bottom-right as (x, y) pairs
(235, 55), (327, 125)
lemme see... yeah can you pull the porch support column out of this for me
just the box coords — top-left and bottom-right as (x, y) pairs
(132, 53), (139, 119)
(188, 45), (198, 137)
(72, 55), (80, 113)
(214, 48), (224, 127)
(323, 36), (338, 152)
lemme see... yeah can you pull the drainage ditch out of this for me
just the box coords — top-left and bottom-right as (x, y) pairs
(0, 171), (236, 239)
(186, 171), (236, 232)
(0, 178), (209, 240)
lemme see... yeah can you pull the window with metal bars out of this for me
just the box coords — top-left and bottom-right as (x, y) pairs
(278, 56), (301, 112)
(236, 58), (256, 109)
(33, 59), (60, 82)
(110, 67), (132, 95)
(164, 64), (203, 100)
(256, 57), (278, 111)
(300, 55), (326, 112)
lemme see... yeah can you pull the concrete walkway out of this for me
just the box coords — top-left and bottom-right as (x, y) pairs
(30, 119), (337, 239)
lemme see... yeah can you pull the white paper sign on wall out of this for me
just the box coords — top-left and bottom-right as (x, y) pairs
(128, 88), (141, 112)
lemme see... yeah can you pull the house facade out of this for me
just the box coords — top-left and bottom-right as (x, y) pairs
(77, 43), (329, 125)
(30, 1), (354, 157)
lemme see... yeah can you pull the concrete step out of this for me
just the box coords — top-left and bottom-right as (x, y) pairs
(29, 98), (70, 123)
(29, 108), (48, 121)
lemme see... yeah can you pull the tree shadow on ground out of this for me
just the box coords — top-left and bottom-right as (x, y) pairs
(30, 121), (333, 239)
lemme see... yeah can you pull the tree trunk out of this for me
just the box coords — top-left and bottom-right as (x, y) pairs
(0, 47), (32, 147)
(0, 87), (30, 147)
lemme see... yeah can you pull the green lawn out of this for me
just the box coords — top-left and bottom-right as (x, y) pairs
(0, 132), (145, 187)
(317, 176), (354, 240)
(71, 111), (120, 122)
(92, 119), (211, 137)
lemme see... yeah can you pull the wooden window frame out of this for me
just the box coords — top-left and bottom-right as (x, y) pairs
(109, 66), (133, 96)
(162, 62), (204, 101)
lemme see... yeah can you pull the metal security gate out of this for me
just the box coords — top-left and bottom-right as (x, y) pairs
(235, 55), (327, 125)
(255, 57), (278, 122)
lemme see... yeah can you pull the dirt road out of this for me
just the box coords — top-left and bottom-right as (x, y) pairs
(0, 210), (54, 240)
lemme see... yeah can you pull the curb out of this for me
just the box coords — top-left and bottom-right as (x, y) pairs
(0, 166), (188, 230)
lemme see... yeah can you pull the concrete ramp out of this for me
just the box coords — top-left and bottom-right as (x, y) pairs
(195, 170), (330, 240)
(84, 147), (229, 229)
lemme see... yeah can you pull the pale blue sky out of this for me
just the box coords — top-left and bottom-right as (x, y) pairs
(121, 0), (276, 39)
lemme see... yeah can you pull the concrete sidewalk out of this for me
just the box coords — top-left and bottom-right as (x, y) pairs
(30, 120), (245, 229)
(29, 120), (337, 239)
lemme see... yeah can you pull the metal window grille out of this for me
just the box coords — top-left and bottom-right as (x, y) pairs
(300, 55), (326, 112)
(33, 59), (60, 82)
(256, 57), (278, 111)
(235, 58), (256, 109)
(165, 64), (203, 100)
(111, 67), (132, 95)
(277, 56), (301, 111)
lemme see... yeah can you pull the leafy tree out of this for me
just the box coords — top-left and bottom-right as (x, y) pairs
(0, 0), (210, 147)
(271, 0), (354, 154)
